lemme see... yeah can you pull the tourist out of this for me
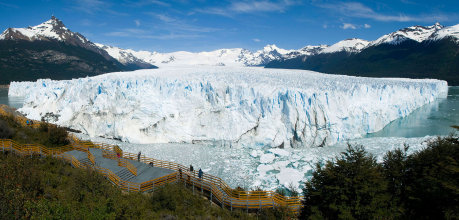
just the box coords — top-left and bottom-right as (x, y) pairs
(178, 168), (182, 180)
(149, 162), (153, 167)
(117, 152), (120, 160)
(137, 151), (141, 162)
(198, 168), (203, 180)
(26, 120), (29, 125)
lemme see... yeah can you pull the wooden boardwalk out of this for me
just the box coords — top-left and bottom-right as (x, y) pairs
(0, 109), (303, 214)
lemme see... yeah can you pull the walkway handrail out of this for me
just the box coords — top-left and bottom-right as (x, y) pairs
(118, 158), (137, 176)
(102, 149), (117, 160)
(88, 151), (95, 165)
(1, 110), (302, 213)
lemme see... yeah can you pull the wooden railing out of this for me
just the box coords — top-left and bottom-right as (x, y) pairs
(118, 158), (137, 176)
(88, 150), (95, 165)
(0, 110), (302, 213)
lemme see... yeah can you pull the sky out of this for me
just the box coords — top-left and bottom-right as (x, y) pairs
(0, 0), (458, 53)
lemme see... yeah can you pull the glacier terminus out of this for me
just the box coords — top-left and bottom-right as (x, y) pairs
(9, 66), (448, 149)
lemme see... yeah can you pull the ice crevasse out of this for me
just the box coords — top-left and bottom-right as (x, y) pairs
(9, 66), (448, 148)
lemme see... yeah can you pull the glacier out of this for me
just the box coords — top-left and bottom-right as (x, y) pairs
(9, 66), (447, 148)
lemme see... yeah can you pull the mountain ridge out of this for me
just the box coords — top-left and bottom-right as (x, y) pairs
(0, 16), (157, 84)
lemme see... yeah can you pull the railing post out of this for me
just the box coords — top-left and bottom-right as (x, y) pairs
(210, 187), (212, 205)
(247, 194), (249, 213)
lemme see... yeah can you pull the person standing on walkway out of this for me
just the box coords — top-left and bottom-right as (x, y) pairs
(198, 168), (203, 180)
(26, 120), (29, 125)
(178, 168), (182, 181)
(189, 165), (194, 181)
(137, 151), (141, 162)
(117, 152), (120, 161)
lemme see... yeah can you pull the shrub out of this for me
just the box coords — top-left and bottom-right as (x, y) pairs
(300, 144), (394, 219)
(0, 120), (13, 139)
(402, 134), (459, 219)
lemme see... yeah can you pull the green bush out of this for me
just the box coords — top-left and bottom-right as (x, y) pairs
(0, 114), (69, 148)
(300, 144), (395, 219)
(301, 130), (459, 220)
(0, 119), (13, 139)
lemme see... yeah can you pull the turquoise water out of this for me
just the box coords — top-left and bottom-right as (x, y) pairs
(0, 88), (25, 109)
(364, 87), (459, 138)
(0, 87), (458, 138)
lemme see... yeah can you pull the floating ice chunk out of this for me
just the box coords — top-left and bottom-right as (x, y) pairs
(202, 168), (211, 172)
(272, 161), (290, 170)
(250, 150), (258, 158)
(276, 168), (303, 191)
(256, 150), (263, 156)
(268, 149), (290, 157)
(260, 153), (275, 164)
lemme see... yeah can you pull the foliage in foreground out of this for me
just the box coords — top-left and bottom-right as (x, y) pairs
(0, 153), (294, 219)
(300, 130), (459, 220)
(0, 114), (69, 148)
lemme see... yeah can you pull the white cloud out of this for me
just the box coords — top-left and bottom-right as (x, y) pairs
(71, 0), (128, 16)
(340, 23), (356, 29)
(364, 24), (371, 28)
(315, 1), (455, 23)
(197, 1), (287, 17)
(323, 24), (327, 29)
(0, 2), (19, 8)
(135, 20), (140, 26)
(81, 19), (92, 26)
(253, 39), (261, 42)
(230, 1), (284, 13)
(146, 13), (176, 22)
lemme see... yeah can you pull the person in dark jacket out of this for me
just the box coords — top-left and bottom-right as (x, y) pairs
(137, 151), (141, 162)
(178, 168), (182, 180)
(188, 165), (194, 181)
(198, 168), (203, 180)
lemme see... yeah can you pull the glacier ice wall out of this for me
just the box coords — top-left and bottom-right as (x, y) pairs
(9, 66), (448, 148)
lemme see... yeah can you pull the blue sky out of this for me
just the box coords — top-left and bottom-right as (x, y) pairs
(0, 0), (458, 53)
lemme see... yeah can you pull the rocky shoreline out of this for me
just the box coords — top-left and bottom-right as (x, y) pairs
(0, 85), (9, 88)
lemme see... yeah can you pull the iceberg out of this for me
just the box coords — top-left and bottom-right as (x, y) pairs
(9, 66), (447, 148)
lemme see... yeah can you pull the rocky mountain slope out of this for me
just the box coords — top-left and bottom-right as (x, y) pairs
(0, 16), (156, 84)
(266, 23), (459, 86)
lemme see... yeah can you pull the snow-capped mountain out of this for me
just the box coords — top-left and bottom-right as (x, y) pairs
(94, 44), (155, 69)
(0, 16), (113, 61)
(96, 44), (297, 67)
(427, 23), (459, 43)
(0, 16), (157, 84)
(321, 38), (370, 54)
(265, 22), (459, 86)
(367, 22), (452, 47)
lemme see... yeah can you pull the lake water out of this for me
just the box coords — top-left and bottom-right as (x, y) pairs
(364, 86), (459, 138)
(0, 88), (25, 109)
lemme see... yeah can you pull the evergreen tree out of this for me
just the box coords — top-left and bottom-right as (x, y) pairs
(300, 144), (393, 219)
(404, 134), (459, 219)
